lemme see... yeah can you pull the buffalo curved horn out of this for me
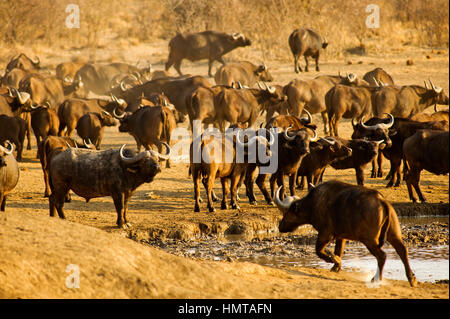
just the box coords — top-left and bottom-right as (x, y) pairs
(65, 141), (73, 149)
(374, 140), (384, 145)
(310, 129), (318, 142)
(63, 75), (73, 84)
(381, 113), (394, 129)
(424, 81), (430, 90)
(113, 107), (126, 119)
(119, 144), (149, 164)
(31, 56), (40, 66)
(83, 139), (94, 148)
(434, 104), (438, 113)
(351, 117), (358, 127)
(301, 109), (312, 124)
(373, 77), (380, 87)
(283, 125), (296, 141)
(321, 137), (336, 145)
(149, 142), (171, 161)
(274, 186), (296, 214)
(231, 32), (241, 40)
(43, 101), (51, 109)
(0, 141), (14, 155)
(8, 88), (13, 97)
(131, 72), (140, 81)
(102, 110), (111, 116)
(347, 73), (357, 83)
(429, 79), (442, 93)
(120, 80), (128, 92)
(236, 81), (243, 89)
(257, 81), (264, 90)
(17, 90), (30, 104)
(264, 82), (276, 94)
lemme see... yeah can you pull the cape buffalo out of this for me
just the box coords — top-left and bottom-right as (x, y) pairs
(76, 111), (118, 150)
(0, 142), (19, 212)
(403, 130), (449, 202)
(363, 67), (394, 87)
(275, 181), (418, 287)
(48, 144), (170, 227)
(165, 31), (251, 77)
(214, 61), (273, 87)
(288, 28), (328, 73)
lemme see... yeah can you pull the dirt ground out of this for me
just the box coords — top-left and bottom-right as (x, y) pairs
(1, 43), (449, 299)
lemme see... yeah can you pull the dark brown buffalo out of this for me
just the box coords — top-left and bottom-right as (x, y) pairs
(370, 117), (447, 187)
(214, 61), (273, 87)
(19, 73), (84, 108)
(363, 67), (395, 87)
(5, 53), (41, 73)
(191, 128), (273, 212)
(252, 127), (318, 203)
(166, 31), (251, 77)
(288, 28), (328, 73)
(284, 73), (365, 134)
(0, 115), (27, 161)
(0, 88), (31, 116)
(48, 144), (169, 227)
(76, 111), (118, 150)
(57, 97), (126, 137)
(261, 84), (289, 123)
(265, 111), (315, 131)
(120, 75), (212, 118)
(1, 68), (37, 88)
(213, 84), (285, 131)
(38, 136), (95, 199)
(29, 104), (60, 157)
(373, 80), (449, 117)
(296, 137), (352, 190)
(410, 107), (449, 129)
(55, 61), (86, 81)
(275, 181), (417, 287)
(74, 62), (153, 96)
(351, 113), (395, 178)
(0, 142), (19, 212)
(403, 130), (449, 203)
(326, 84), (377, 136)
(115, 105), (177, 167)
(327, 138), (382, 185)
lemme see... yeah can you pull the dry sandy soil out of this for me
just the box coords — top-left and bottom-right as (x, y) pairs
(0, 42), (448, 299)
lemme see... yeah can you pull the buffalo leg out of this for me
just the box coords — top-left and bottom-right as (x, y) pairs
(49, 190), (68, 219)
(364, 241), (387, 284)
(112, 192), (125, 227)
(405, 167), (425, 203)
(377, 152), (384, 177)
(387, 229), (418, 287)
(174, 60), (183, 76)
(294, 55), (302, 73)
(386, 158), (401, 187)
(288, 173), (296, 196)
(355, 166), (365, 186)
(206, 173), (217, 213)
(244, 165), (258, 205)
(256, 174), (273, 205)
(304, 56), (309, 72)
(123, 193), (131, 226)
(0, 192), (5, 211)
(193, 166), (201, 212)
(207, 59), (215, 78)
(321, 111), (329, 135)
(331, 238), (347, 272)
(220, 178), (229, 210)
(371, 159), (377, 178)
(229, 174), (241, 209)
(315, 233), (341, 265)
(315, 55), (320, 72)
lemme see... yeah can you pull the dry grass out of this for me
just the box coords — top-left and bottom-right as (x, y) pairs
(0, 0), (448, 63)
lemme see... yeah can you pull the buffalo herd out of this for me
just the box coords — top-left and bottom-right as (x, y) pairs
(1, 28), (448, 287)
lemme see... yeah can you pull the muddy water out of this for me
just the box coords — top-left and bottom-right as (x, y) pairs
(145, 217), (449, 284)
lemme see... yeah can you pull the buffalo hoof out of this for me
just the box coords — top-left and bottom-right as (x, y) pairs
(221, 202), (228, 210)
(65, 197), (72, 203)
(268, 201), (275, 206)
(305, 66), (309, 72)
(249, 200), (257, 205)
(27, 145), (31, 150)
(231, 203), (240, 210)
(377, 171), (383, 178)
(194, 206), (200, 213)
(208, 207), (216, 213)
(370, 172), (376, 178)
(211, 195), (219, 202)
(44, 193), (49, 198)
(409, 276), (418, 288)
(316, 66), (320, 72)
(386, 182), (394, 188)
(394, 182), (401, 187)
(330, 264), (341, 273)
